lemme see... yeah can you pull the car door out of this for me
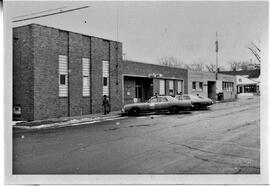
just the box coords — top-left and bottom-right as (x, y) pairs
(155, 97), (170, 110)
(147, 97), (158, 111)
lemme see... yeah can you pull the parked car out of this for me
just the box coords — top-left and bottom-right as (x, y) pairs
(175, 94), (213, 109)
(122, 95), (193, 115)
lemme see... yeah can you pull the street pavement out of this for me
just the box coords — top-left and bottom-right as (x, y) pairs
(13, 96), (260, 174)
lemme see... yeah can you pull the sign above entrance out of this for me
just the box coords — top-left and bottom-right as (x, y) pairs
(148, 73), (163, 78)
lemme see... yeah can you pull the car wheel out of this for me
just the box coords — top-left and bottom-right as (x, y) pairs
(128, 107), (140, 116)
(169, 106), (179, 114)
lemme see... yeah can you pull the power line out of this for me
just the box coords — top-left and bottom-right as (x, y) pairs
(13, 6), (90, 23)
(12, 6), (68, 19)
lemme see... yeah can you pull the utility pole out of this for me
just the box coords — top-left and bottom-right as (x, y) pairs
(215, 31), (219, 80)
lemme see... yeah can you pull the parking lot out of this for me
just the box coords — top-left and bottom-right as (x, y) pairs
(13, 96), (260, 174)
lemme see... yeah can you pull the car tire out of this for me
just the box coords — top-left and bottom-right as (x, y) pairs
(169, 106), (179, 114)
(128, 107), (140, 116)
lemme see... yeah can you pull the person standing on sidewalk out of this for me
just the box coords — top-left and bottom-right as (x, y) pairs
(102, 95), (110, 115)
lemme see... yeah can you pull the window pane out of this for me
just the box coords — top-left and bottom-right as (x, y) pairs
(103, 77), (108, 86)
(192, 82), (196, 89)
(60, 75), (66, 85)
(83, 76), (88, 86)
(159, 80), (165, 95)
(199, 82), (203, 90)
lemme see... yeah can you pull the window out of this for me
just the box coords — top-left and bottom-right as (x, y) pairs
(59, 55), (68, 97)
(102, 61), (109, 96)
(177, 80), (183, 94)
(159, 80), (165, 95)
(169, 80), (174, 95)
(199, 82), (203, 90)
(82, 58), (90, 96)
(60, 74), (66, 85)
(222, 82), (234, 91)
(192, 82), (196, 90)
(103, 77), (108, 86)
(192, 81), (203, 91)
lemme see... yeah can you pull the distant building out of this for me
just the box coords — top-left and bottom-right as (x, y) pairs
(188, 71), (237, 101)
(219, 69), (260, 95)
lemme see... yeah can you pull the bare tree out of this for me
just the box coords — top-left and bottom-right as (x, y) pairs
(229, 61), (242, 71)
(229, 60), (259, 71)
(204, 64), (216, 72)
(185, 62), (205, 72)
(247, 41), (261, 63)
(158, 56), (183, 68)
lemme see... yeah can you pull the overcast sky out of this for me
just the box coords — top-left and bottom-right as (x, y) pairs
(5, 1), (268, 69)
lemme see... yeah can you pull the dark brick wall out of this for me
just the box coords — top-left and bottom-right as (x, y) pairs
(13, 24), (122, 120)
(13, 25), (35, 121)
(90, 37), (104, 113)
(123, 77), (136, 104)
(32, 25), (59, 120)
(109, 42), (123, 111)
(122, 60), (188, 94)
(68, 32), (83, 116)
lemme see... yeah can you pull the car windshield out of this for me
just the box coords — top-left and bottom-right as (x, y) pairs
(158, 97), (168, 102)
(148, 97), (158, 103)
(148, 96), (169, 103)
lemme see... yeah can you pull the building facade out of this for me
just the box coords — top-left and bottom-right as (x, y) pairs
(122, 60), (188, 105)
(188, 71), (237, 101)
(220, 69), (260, 95)
(13, 24), (122, 121)
(13, 24), (238, 121)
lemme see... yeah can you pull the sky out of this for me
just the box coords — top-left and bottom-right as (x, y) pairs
(4, 1), (268, 69)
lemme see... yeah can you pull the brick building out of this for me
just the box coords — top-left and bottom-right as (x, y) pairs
(13, 24), (122, 121)
(188, 71), (237, 101)
(122, 60), (188, 105)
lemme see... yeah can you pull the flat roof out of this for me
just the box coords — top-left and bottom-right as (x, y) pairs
(13, 23), (122, 44)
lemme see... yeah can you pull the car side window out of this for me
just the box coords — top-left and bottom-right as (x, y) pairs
(183, 96), (190, 100)
(176, 95), (183, 100)
(149, 98), (158, 103)
(158, 97), (168, 102)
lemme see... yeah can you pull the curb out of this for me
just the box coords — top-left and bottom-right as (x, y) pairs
(13, 114), (126, 130)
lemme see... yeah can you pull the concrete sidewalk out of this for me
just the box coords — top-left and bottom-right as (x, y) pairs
(13, 111), (123, 130)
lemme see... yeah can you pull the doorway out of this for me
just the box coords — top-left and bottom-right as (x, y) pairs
(207, 81), (216, 100)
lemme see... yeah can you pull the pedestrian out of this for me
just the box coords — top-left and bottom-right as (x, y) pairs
(102, 95), (110, 115)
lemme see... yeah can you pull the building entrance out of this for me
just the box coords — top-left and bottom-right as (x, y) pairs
(123, 76), (153, 105)
(207, 81), (216, 100)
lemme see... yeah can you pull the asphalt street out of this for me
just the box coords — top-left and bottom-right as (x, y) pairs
(13, 97), (260, 174)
